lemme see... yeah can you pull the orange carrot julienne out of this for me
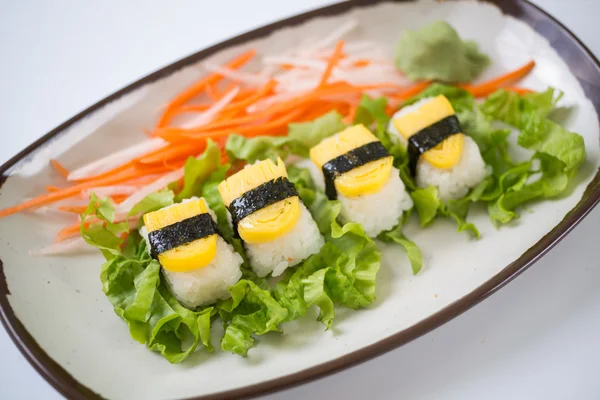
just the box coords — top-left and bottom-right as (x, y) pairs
(216, 82), (238, 100)
(318, 40), (345, 87)
(56, 221), (85, 242)
(462, 60), (535, 97)
(138, 143), (206, 165)
(58, 205), (87, 214)
(0, 167), (172, 218)
(390, 81), (432, 101)
(177, 103), (212, 113)
(206, 82), (220, 101)
(344, 104), (358, 124)
(73, 161), (136, 183)
(46, 185), (62, 193)
(50, 159), (69, 178)
(156, 49), (256, 128)
(504, 86), (535, 95)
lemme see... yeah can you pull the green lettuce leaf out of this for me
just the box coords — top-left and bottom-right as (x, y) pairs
(80, 194), (129, 260)
(225, 134), (298, 164)
(480, 87), (585, 224)
(378, 222), (423, 275)
(276, 166), (381, 328)
(404, 83), (475, 111)
(481, 87), (563, 127)
(519, 113), (585, 175)
(218, 280), (288, 356)
(287, 110), (347, 153)
(83, 198), (216, 363)
(410, 186), (479, 238)
(353, 95), (392, 145)
(226, 111), (346, 163)
(175, 139), (221, 201)
(128, 190), (175, 217)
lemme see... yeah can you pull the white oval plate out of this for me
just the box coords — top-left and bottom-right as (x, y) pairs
(1, 1), (600, 399)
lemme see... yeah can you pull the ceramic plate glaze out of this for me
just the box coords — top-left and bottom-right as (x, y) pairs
(1, 1), (600, 399)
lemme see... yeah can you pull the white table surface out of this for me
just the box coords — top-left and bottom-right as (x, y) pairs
(1, 0), (599, 399)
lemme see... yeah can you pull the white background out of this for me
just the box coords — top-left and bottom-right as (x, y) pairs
(1, 0), (599, 399)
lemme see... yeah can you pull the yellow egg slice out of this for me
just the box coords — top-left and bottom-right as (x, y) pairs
(392, 95), (464, 169)
(157, 237), (217, 272)
(218, 158), (301, 244)
(334, 156), (393, 197)
(143, 198), (217, 272)
(310, 124), (393, 198)
(309, 124), (378, 168)
(218, 158), (288, 206)
(237, 197), (301, 244)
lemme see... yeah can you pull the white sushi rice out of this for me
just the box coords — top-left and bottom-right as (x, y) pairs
(139, 200), (243, 308)
(300, 160), (413, 237)
(387, 97), (488, 201)
(338, 169), (412, 237)
(243, 203), (324, 278)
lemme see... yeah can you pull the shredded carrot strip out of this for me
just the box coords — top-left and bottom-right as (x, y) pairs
(56, 222), (84, 242)
(344, 104), (358, 124)
(111, 194), (129, 204)
(58, 205), (87, 214)
(206, 83), (220, 101)
(73, 161), (135, 183)
(389, 81), (432, 101)
(504, 86), (535, 95)
(462, 61), (535, 97)
(156, 49), (256, 128)
(318, 40), (345, 87)
(177, 103), (212, 113)
(216, 82), (238, 100)
(46, 185), (62, 193)
(138, 142), (206, 165)
(50, 159), (69, 178)
(0, 167), (169, 218)
(351, 59), (370, 68)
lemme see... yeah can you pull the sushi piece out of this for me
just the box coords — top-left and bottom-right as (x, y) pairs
(388, 95), (487, 201)
(218, 158), (323, 278)
(140, 197), (243, 308)
(308, 124), (413, 237)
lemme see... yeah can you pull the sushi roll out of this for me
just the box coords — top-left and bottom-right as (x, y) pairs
(308, 124), (413, 237)
(218, 158), (323, 278)
(140, 197), (243, 308)
(388, 95), (487, 201)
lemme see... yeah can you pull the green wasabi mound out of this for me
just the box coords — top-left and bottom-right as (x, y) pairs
(395, 20), (490, 83)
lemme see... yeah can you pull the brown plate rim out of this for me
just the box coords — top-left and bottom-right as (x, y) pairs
(1, 0), (600, 399)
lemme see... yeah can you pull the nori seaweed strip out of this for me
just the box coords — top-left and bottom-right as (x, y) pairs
(407, 115), (461, 176)
(227, 177), (299, 235)
(321, 141), (390, 200)
(148, 213), (220, 258)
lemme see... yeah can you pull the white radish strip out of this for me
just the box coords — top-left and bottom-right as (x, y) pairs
(246, 90), (309, 114)
(338, 57), (394, 69)
(299, 19), (358, 56)
(30, 237), (92, 256)
(115, 168), (185, 215)
(30, 206), (76, 218)
(82, 185), (139, 198)
(274, 71), (321, 93)
(342, 40), (380, 52)
(202, 63), (268, 86)
(179, 86), (239, 129)
(67, 138), (168, 181)
(260, 64), (278, 79)
(331, 68), (409, 87)
(263, 56), (327, 70)
(364, 90), (388, 98)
